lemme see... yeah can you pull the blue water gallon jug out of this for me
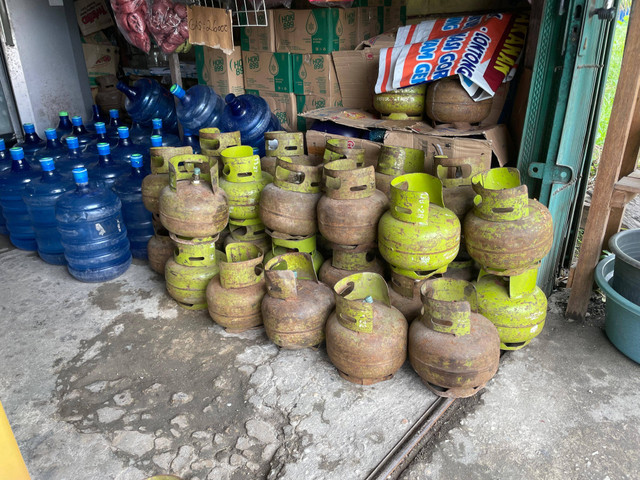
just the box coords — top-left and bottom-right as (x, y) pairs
(35, 128), (67, 162)
(130, 122), (152, 147)
(55, 111), (74, 140)
(0, 147), (41, 249)
(113, 154), (154, 259)
(181, 128), (201, 154)
(86, 104), (105, 132)
(112, 127), (148, 166)
(90, 143), (129, 189)
(151, 118), (181, 147)
(117, 78), (178, 132)
(18, 123), (46, 160)
(106, 109), (125, 141)
(0, 139), (11, 234)
(23, 158), (75, 264)
(86, 122), (118, 155)
(171, 84), (224, 133)
(71, 116), (97, 151)
(58, 137), (98, 174)
(56, 167), (132, 282)
(219, 94), (281, 156)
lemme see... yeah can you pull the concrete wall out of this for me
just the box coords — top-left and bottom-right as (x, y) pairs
(1, 0), (93, 135)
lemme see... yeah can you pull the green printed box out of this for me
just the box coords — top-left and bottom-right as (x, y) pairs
(274, 8), (341, 54)
(242, 51), (293, 93)
(292, 54), (341, 97)
(195, 46), (245, 97)
(240, 10), (276, 52)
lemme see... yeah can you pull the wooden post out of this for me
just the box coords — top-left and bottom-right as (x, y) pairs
(566, 4), (640, 320)
(169, 53), (183, 139)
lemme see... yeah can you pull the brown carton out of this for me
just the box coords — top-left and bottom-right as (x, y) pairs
(246, 90), (297, 132)
(240, 11), (276, 52)
(197, 47), (245, 97)
(242, 51), (293, 93)
(292, 54), (341, 96)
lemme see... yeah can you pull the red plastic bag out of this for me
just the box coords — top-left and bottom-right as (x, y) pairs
(147, 0), (191, 54)
(111, 0), (151, 53)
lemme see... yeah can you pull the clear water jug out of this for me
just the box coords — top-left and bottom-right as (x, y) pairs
(117, 78), (178, 132)
(56, 167), (131, 282)
(71, 116), (97, 151)
(86, 122), (118, 155)
(113, 154), (153, 259)
(112, 126), (148, 166)
(86, 104), (106, 132)
(0, 147), (41, 249)
(90, 143), (129, 189)
(55, 111), (74, 140)
(182, 128), (200, 154)
(35, 128), (67, 162)
(23, 158), (75, 264)
(151, 118), (180, 147)
(18, 123), (46, 160)
(106, 109), (124, 141)
(58, 137), (98, 174)
(171, 84), (224, 133)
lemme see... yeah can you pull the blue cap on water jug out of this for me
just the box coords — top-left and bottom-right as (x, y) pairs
(66, 137), (80, 149)
(10, 147), (24, 160)
(0, 138), (5, 150)
(118, 126), (130, 139)
(45, 128), (57, 140)
(97, 143), (110, 155)
(73, 167), (89, 184)
(150, 135), (163, 147)
(23, 123), (36, 134)
(170, 84), (186, 99)
(183, 127), (193, 136)
(152, 118), (162, 129)
(95, 122), (107, 134)
(109, 109), (119, 118)
(39, 157), (55, 171)
(71, 116), (83, 127)
(131, 154), (143, 168)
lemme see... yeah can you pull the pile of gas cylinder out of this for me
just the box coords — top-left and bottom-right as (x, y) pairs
(0, 77), (554, 399)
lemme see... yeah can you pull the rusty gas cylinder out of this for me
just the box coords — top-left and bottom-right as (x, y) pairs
(373, 84), (427, 121)
(375, 145), (424, 197)
(261, 131), (304, 176)
(206, 242), (266, 332)
(199, 128), (241, 174)
(142, 144), (192, 214)
(464, 168), (553, 276)
(319, 243), (385, 288)
(387, 270), (429, 322)
(147, 233), (174, 275)
(323, 138), (366, 166)
(434, 154), (490, 220)
(409, 278), (500, 398)
(425, 77), (493, 125)
(159, 155), (229, 238)
(224, 217), (271, 253)
(326, 272), (407, 385)
(476, 268), (547, 350)
(165, 234), (221, 310)
(219, 145), (273, 220)
(317, 159), (389, 245)
(264, 229), (324, 273)
(259, 155), (323, 236)
(262, 252), (335, 349)
(378, 173), (460, 277)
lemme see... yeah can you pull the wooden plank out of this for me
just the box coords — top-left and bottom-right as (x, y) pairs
(566, 4), (640, 320)
(614, 170), (640, 193)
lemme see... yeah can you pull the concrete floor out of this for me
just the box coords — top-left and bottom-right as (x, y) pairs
(1, 239), (639, 480)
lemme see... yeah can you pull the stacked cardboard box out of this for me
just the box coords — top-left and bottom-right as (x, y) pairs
(195, 46), (245, 97)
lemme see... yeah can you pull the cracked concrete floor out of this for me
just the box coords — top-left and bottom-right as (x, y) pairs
(0, 241), (439, 480)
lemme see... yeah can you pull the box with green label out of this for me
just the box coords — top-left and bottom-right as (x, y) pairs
(382, 4), (407, 31)
(240, 10), (276, 52)
(296, 93), (343, 132)
(246, 89), (297, 132)
(195, 46), (245, 97)
(274, 8), (357, 54)
(292, 54), (341, 97)
(242, 51), (293, 93)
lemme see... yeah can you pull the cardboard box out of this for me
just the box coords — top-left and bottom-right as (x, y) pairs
(240, 11), (276, 52)
(382, 4), (407, 32)
(82, 43), (119, 87)
(332, 49), (380, 110)
(75, 0), (113, 37)
(357, 7), (381, 42)
(247, 89), (297, 132)
(196, 46), (245, 97)
(273, 8), (357, 54)
(306, 130), (382, 168)
(296, 93), (344, 132)
(292, 54), (341, 97)
(242, 51), (293, 93)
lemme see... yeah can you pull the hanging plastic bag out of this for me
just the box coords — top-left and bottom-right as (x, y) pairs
(111, 0), (151, 53)
(147, 0), (192, 55)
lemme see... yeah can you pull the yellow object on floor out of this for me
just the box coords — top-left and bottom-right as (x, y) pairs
(0, 401), (30, 479)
